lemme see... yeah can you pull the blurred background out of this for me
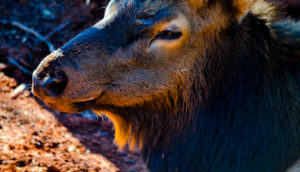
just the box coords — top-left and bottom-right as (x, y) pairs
(0, 0), (299, 171)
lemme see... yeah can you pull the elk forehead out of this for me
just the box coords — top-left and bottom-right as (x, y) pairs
(106, 0), (173, 16)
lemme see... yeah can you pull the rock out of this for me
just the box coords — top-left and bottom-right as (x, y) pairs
(11, 83), (28, 98)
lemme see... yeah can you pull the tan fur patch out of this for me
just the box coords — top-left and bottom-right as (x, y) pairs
(250, 0), (275, 21)
(94, 110), (142, 150)
(191, 3), (229, 51)
(188, 0), (205, 9)
(233, 0), (258, 21)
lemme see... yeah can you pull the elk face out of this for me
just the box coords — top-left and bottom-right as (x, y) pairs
(32, 0), (238, 113)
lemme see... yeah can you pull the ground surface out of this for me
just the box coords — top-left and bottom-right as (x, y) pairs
(0, 0), (145, 171)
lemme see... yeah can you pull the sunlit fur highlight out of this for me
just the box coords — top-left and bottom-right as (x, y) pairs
(188, 0), (258, 21)
(94, 110), (142, 150)
(233, 0), (257, 20)
(188, 0), (205, 9)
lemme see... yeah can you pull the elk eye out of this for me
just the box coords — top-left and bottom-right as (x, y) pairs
(155, 30), (182, 40)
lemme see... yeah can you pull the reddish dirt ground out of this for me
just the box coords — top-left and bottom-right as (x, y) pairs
(0, 73), (145, 171)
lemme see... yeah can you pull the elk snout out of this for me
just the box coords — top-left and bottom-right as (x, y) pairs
(32, 63), (68, 99)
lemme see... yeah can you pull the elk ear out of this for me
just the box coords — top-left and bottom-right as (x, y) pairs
(233, 0), (257, 21)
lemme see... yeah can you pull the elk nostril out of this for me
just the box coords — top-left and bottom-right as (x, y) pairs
(40, 71), (68, 97)
(42, 76), (63, 87)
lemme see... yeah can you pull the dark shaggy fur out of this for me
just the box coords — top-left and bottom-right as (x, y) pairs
(144, 15), (300, 171)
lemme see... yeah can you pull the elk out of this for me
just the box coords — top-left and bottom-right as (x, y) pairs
(32, 0), (300, 171)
